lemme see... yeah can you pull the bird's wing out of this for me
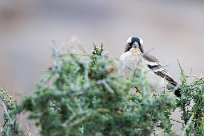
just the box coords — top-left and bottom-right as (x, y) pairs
(143, 53), (177, 86)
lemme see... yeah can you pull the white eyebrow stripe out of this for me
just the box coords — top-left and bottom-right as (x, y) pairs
(139, 38), (143, 44)
(126, 37), (132, 43)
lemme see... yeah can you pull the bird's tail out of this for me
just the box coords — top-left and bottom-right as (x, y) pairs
(174, 88), (181, 97)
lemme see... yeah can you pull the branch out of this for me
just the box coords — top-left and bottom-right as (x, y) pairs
(2, 102), (14, 125)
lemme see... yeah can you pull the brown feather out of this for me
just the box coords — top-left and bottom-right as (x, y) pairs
(143, 53), (177, 86)
(143, 54), (159, 63)
(154, 71), (177, 86)
(142, 52), (181, 97)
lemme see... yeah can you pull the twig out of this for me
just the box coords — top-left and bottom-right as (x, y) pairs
(19, 112), (23, 130)
(181, 114), (194, 136)
(25, 123), (32, 136)
(2, 101), (14, 125)
(170, 118), (183, 124)
(42, 79), (107, 99)
(151, 120), (158, 136)
(102, 80), (115, 94)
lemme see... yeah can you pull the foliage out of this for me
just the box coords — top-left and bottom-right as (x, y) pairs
(0, 45), (204, 136)
(0, 87), (23, 136)
(176, 62), (204, 136)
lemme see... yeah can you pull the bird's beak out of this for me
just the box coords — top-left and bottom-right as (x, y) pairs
(132, 43), (139, 48)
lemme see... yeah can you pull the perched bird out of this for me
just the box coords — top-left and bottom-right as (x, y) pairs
(120, 37), (181, 97)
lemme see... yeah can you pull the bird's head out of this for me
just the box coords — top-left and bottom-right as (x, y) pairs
(125, 37), (144, 53)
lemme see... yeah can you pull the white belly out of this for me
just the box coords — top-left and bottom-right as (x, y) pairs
(119, 51), (167, 94)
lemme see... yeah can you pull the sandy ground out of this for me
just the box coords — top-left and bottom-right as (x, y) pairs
(0, 0), (204, 135)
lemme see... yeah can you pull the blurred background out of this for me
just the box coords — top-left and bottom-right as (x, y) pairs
(0, 0), (204, 134)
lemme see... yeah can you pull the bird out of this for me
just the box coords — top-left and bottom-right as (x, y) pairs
(119, 36), (181, 97)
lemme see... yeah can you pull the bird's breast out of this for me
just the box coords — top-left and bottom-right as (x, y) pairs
(119, 51), (141, 71)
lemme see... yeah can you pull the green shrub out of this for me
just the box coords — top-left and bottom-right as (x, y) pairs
(1, 45), (203, 136)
